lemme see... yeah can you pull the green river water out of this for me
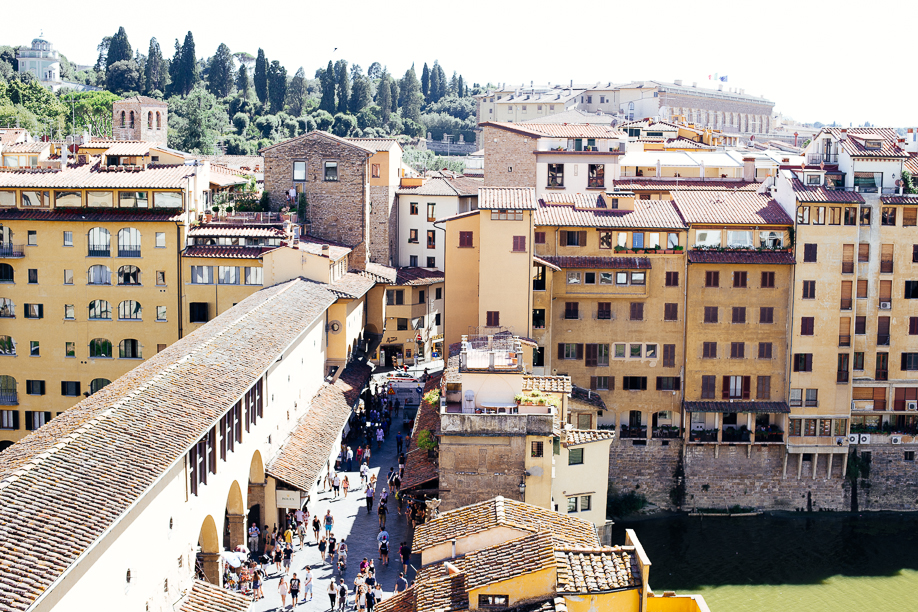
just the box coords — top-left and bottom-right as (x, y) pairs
(610, 513), (918, 612)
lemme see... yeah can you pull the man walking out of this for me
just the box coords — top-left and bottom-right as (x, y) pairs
(332, 473), (341, 498)
(360, 462), (369, 485)
(303, 566), (314, 602)
(378, 501), (388, 530)
(394, 572), (408, 593)
(399, 542), (411, 573)
(365, 485), (375, 513)
(324, 510), (334, 536)
(290, 572), (301, 605)
(346, 446), (354, 472)
(376, 528), (389, 560)
(247, 522), (260, 553)
(396, 432), (403, 455)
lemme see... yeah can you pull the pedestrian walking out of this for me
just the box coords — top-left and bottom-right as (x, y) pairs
(290, 573), (301, 606)
(392, 472), (401, 494)
(278, 576), (289, 608)
(378, 501), (388, 530)
(312, 514), (321, 543)
(396, 432), (403, 454)
(365, 484), (375, 513)
(284, 525), (294, 547)
(248, 522), (260, 553)
(337, 579), (348, 611)
(283, 543), (293, 574)
(376, 529), (389, 560)
(332, 473), (341, 498)
(337, 540), (348, 573)
(356, 446), (364, 467)
(373, 583), (384, 605)
(367, 584), (377, 612)
(376, 427), (384, 450)
(297, 520), (307, 549)
(394, 572), (408, 593)
(328, 533), (338, 564)
(324, 510), (334, 535)
(274, 543), (283, 574)
(342, 475), (350, 498)
(319, 535), (327, 562)
(399, 542), (411, 573)
(379, 535), (389, 566)
(380, 488), (389, 506)
(327, 580), (337, 610)
(356, 585), (368, 612)
(364, 444), (372, 462)
(346, 446), (354, 472)
(360, 462), (369, 485)
(303, 566), (314, 602)
(253, 567), (264, 601)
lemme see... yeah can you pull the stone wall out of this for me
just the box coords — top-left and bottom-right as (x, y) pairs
(609, 440), (918, 512)
(439, 435), (527, 511)
(369, 185), (395, 265)
(112, 99), (167, 146)
(482, 125), (537, 188)
(262, 133), (370, 259)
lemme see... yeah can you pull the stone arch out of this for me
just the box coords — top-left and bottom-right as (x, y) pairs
(365, 323), (379, 335)
(197, 515), (220, 584)
(120, 111), (126, 128)
(147, 111), (153, 129)
(225, 481), (245, 550)
(129, 111), (135, 129)
(249, 450), (265, 483)
(156, 112), (161, 129)
(247, 451), (266, 537)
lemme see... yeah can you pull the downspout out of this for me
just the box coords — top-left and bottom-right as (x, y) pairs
(433, 218), (449, 346)
(680, 228), (689, 455)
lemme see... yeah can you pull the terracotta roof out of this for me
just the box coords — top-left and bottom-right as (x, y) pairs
(555, 546), (641, 593)
(345, 137), (402, 152)
(413, 495), (600, 552)
(666, 137), (716, 150)
(482, 122), (625, 139)
(182, 245), (270, 259)
(259, 130), (374, 155)
(395, 267), (445, 286)
(1, 142), (50, 154)
(538, 256), (651, 270)
(396, 175), (482, 197)
(613, 180), (757, 192)
(522, 375), (572, 394)
(880, 195), (918, 205)
(121, 95), (168, 107)
(533, 256), (561, 272)
(0, 159), (195, 189)
(296, 236), (352, 260)
(0, 129), (28, 145)
(540, 192), (602, 207)
(401, 377), (442, 490)
(208, 164), (249, 187)
(103, 142), (151, 156)
(479, 187), (537, 210)
(266, 363), (371, 491)
(359, 262), (398, 284)
(684, 400), (790, 413)
(0, 278), (338, 612)
(687, 250), (796, 265)
(0, 208), (183, 223)
(329, 272), (376, 299)
(379, 573), (467, 612)
(672, 191), (793, 225)
(188, 226), (285, 238)
(178, 579), (252, 612)
(374, 584), (418, 612)
(791, 179), (864, 203)
(534, 199), (685, 229)
(905, 153), (918, 177)
(824, 127), (907, 159)
(564, 429), (615, 447)
(570, 386), (606, 410)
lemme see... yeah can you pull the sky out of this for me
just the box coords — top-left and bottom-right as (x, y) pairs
(3, 0), (916, 127)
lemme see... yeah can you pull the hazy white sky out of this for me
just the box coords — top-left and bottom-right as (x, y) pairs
(3, 0), (915, 126)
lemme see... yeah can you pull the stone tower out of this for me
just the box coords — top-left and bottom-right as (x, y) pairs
(112, 96), (168, 147)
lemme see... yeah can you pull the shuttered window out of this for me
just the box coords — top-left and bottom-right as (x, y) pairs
(459, 231), (473, 247)
(881, 244), (894, 273)
(858, 243), (870, 262)
(855, 316), (866, 334)
(663, 344), (676, 368)
(733, 271), (747, 288)
(585, 344), (598, 367)
(904, 208), (918, 226)
(512, 236), (526, 252)
(800, 317), (814, 335)
(880, 280), (892, 302)
(705, 271), (719, 287)
(841, 280), (853, 309)
(486, 311), (500, 326)
(757, 376), (771, 400)
(842, 244), (854, 272)
(802, 280), (816, 299)
(803, 244), (818, 262)
(793, 354), (813, 372)
(704, 306), (718, 323)
(664, 303), (678, 321)
(732, 307), (746, 324)
(665, 272), (679, 286)
(761, 271), (775, 288)
(758, 342), (772, 359)
(857, 280), (868, 298)
(701, 375), (716, 399)
(730, 342), (745, 358)
(909, 317), (918, 335)
(839, 317), (851, 346)
(630, 302), (643, 321)
(703, 342), (717, 358)
(759, 307), (774, 323)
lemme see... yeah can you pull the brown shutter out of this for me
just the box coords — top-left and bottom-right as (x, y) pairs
(806, 354), (813, 371)
(841, 280), (852, 300)
(559, 230), (568, 246)
(590, 376), (597, 391)
(910, 317), (918, 335)
(742, 376), (751, 399)
(576, 344), (584, 360)
(843, 244), (854, 262)
(880, 280), (892, 301)
(558, 343), (564, 360)
(722, 376), (730, 399)
(904, 208), (917, 226)
(858, 243), (870, 262)
(578, 231), (587, 246)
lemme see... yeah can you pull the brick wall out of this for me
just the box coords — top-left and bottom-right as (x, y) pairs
(369, 185), (395, 265)
(112, 100), (168, 146)
(482, 126), (537, 188)
(263, 133), (370, 261)
(439, 436), (527, 511)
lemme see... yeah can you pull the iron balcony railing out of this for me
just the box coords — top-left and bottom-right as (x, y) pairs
(0, 244), (24, 258)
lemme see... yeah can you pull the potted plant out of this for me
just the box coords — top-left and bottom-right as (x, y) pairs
(417, 429), (438, 457)
(423, 389), (440, 405)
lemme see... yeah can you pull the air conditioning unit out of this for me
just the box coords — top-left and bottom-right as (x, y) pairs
(908, 402), (917, 411)
(880, 302), (892, 310)
(860, 434), (871, 444)
(892, 435), (903, 445)
(847, 434), (859, 444)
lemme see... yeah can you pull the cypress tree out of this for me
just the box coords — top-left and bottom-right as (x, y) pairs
(436, 63), (447, 101)
(144, 37), (165, 94)
(377, 71), (391, 123)
(458, 75), (464, 98)
(429, 62), (441, 103)
(319, 60), (337, 114)
(254, 48), (268, 105)
(207, 43), (234, 98)
(236, 64), (250, 96)
(335, 59), (349, 115)
(421, 63), (430, 102)
(267, 60), (287, 113)
(168, 38), (183, 96)
(179, 31), (198, 95)
(106, 27), (132, 68)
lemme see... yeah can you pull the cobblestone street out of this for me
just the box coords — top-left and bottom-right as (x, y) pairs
(251, 401), (418, 612)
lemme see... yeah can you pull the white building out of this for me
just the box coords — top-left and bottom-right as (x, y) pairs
(16, 36), (60, 83)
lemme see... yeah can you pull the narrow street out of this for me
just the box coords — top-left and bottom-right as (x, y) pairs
(251, 375), (422, 611)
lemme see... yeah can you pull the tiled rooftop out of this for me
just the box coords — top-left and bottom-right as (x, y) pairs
(329, 272), (377, 299)
(102, 141), (151, 156)
(684, 400), (790, 414)
(396, 174), (481, 197)
(1, 142), (51, 154)
(824, 127), (907, 159)
(178, 579), (252, 612)
(0, 278), (338, 612)
(266, 363), (371, 492)
(479, 186), (537, 210)
(359, 262), (398, 284)
(0, 158), (196, 189)
(687, 250), (796, 265)
(537, 256), (652, 270)
(182, 245), (272, 259)
(188, 226), (286, 238)
(296, 236), (352, 260)
(413, 495), (601, 552)
(522, 375), (572, 394)
(344, 137), (402, 152)
(613, 180), (758, 191)
(482, 122), (625, 139)
(791, 179), (865, 203)
(570, 385), (606, 410)
(401, 376), (443, 491)
(555, 546), (641, 593)
(672, 191), (793, 225)
(395, 267), (446, 286)
(534, 198), (686, 229)
(564, 429), (615, 447)
(880, 195), (918, 205)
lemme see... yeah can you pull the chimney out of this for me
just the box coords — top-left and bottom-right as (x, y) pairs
(674, 79), (682, 86)
(718, 83), (723, 91)
(444, 561), (461, 576)
(61, 136), (71, 167)
(743, 157), (755, 182)
(692, 82), (697, 88)
(450, 539), (457, 558)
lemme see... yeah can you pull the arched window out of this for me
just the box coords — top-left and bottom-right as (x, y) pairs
(88, 265), (112, 285)
(0, 263), (13, 283)
(118, 300), (141, 320)
(117, 228), (141, 257)
(129, 111), (135, 129)
(89, 338), (112, 358)
(156, 112), (161, 129)
(147, 112), (153, 129)
(119, 339), (142, 359)
(0, 375), (17, 404)
(0, 336), (16, 356)
(118, 265), (141, 286)
(120, 111), (126, 128)
(90, 378), (111, 393)
(88, 300), (112, 320)
(0, 298), (12, 317)
(87, 227), (111, 257)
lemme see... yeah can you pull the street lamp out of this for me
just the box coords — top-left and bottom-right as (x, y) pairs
(518, 479), (526, 500)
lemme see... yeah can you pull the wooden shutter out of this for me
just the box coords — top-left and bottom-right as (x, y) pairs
(841, 280), (852, 300)
(858, 243), (870, 262)
(880, 280), (892, 301)
(757, 376), (771, 400)
(11, 410), (18, 430)
(559, 230), (568, 246)
(209, 427), (217, 474)
(742, 376), (751, 399)
(535, 231), (545, 244)
(856, 280), (867, 298)
(801, 317), (814, 335)
(585, 344), (598, 367)
(843, 244), (854, 263)
(722, 376), (730, 400)
(881, 243), (894, 267)
(664, 303), (677, 321)
(558, 343), (564, 360)
(189, 445), (198, 495)
(875, 387), (888, 410)
(576, 344), (584, 360)
(590, 376), (597, 391)
(578, 231), (587, 246)
(910, 317), (918, 335)
(904, 208), (918, 226)
(805, 354), (813, 371)
(663, 344), (675, 367)
(24, 411), (33, 431)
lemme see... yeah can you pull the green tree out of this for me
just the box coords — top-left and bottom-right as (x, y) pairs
(105, 60), (141, 93)
(421, 63), (430, 102)
(168, 84), (228, 153)
(435, 63), (447, 101)
(429, 61), (441, 103)
(286, 67), (307, 116)
(232, 112), (249, 135)
(168, 39), (183, 96)
(94, 36), (112, 72)
(254, 114), (279, 139)
(449, 71), (459, 96)
(144, 38), (166, 94)
(356, 104), (382, 130)
(267, 60), (287, 113)
(310, 109), (334, 131)
(334, 59), (349, 114)
(399, 66), (423, 123)
(0, 104), (39, 133)
(319, 60), (336, 114)
(388, 79), (399, 113)
(207, 43), (234, 98)
(236, 65), (250, 96)
(61, 90), (121, 136)
(367, 62), (382, 79)
(349, 71), (371, 115)
(376, 71), (392, 124)
(106, 27), (132, 69)
(457, 75), (464, 97)
(332, 112), (357, 137)
(253, 48), (268, 105)
(903, 170), (917, 195)
(178, 32), (199, 96)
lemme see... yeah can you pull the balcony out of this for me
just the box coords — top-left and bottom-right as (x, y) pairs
(688, 429), (718, 442)
(0, 390), (18, 405)
(842, 262), (854, 274)
(88, 247), (111, 257)
(807, 153), (838, 165)
(0, 244), (24, 259)
(222, 211), (293, 225)
(839, 335), (851, 347)
(587, 178), (605, 189)
(721, 427), (752, 443)
(620, 425), (647, 439)
(837, 371), (850, 383)
(118, 247), (141, 258)
(755, 427), (785, 443)
(652, 426), (682, 439)
(840, 298), (852, 310)
(877, 334), (890, 346)
(876, 369), (889, 381)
